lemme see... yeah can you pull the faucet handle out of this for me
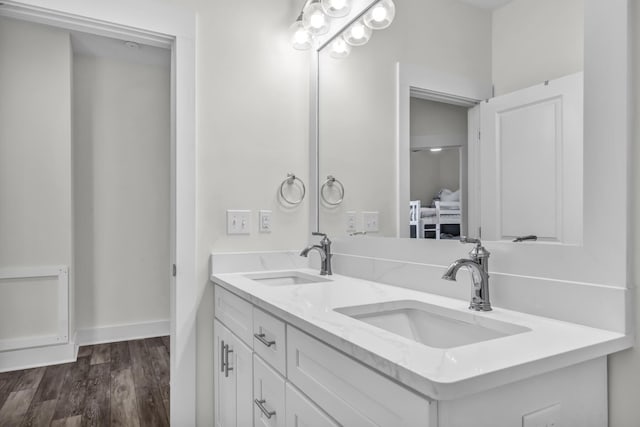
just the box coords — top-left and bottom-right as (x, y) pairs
(461, 236), (490, 259)
(312, 231), (331, 245)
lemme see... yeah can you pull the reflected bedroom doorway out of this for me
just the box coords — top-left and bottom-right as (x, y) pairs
(408, 97), (468, 240)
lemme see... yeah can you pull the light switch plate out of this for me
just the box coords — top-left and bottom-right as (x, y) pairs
(259, 210), (272, 233)
(522, 403), (560, 427)
(227, 210), (251, 235)
(346, 211), (357, 233)
(363, 211), (379, 232)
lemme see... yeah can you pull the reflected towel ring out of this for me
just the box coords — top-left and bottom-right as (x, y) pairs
(280, 173), (306, 205)
(321, 175), (344, 206)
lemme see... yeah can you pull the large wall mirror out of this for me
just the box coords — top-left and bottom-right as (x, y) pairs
(317, 0), (585, 244)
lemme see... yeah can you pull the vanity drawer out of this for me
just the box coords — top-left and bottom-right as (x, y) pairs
(287, 326), (432, 427)
(286, 383), (339, 427)
(253, 307), (286, 375)
(215, 285), (253, 345)
(254, 354), (286, 427)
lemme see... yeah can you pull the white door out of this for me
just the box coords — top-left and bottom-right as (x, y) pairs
(479, 73), (583, 243)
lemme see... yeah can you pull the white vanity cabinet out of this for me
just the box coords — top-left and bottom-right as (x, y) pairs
(214, 284), (433, 427)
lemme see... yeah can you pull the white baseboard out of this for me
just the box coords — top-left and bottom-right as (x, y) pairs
(0, 341), (76, 373)
(76, 320), (170, 346)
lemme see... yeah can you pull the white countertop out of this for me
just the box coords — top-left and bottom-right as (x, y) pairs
(211, 269), (629, 400)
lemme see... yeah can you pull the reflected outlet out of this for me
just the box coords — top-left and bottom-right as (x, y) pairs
(363, 211), (379, 233)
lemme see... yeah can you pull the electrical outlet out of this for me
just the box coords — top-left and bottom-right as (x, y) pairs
(522, 404), (560, 427)
(346, 211), (357, 233)
(363, 211), (379, 232)
(259, 210), (272, 233)
(227, 210), (251, 235)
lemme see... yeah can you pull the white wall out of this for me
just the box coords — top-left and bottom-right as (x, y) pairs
(608, 2), (639, 425)
(319, 0), (492, 237)
(0, 17), (73, 342)
(151, 0), (310, 424)
(492, 0), (584, 95)
(72, 52), (171, 332)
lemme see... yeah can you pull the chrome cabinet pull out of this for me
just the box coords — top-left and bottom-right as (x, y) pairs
(220, 340), (234, 377)
(220, 340), (226, 372)
(254, 399), (276, 419)
(224, 344), (233, 377)
(254, 333), (276, 348)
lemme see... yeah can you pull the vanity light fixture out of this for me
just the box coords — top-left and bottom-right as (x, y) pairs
(302, 0), (331, 36)
(329, 36), (352, 58)
(430, 148), (443, 152)
(290, 0), (395, 55)
(290, 19), (313, 50)
(363, 0), (395, 30)
(344, 20), (372, 46)
(321, 0), (352, 18)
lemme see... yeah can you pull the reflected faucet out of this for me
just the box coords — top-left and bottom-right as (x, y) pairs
(300, 232), (332, 275)
(442, 237), (492, 311)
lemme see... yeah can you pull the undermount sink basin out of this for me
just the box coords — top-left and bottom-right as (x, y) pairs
(244, 271), (331, 286)
(335, 300), (530, 349)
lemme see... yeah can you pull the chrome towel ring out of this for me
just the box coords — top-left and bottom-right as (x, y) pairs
(280, 173), (306, 205)
(321, 175), (344, 206)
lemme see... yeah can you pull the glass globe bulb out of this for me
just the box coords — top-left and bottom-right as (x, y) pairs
(364, 0), (395, 30)
(344, 20), (372, 46)
(302, 2), (330, 36)
(289, 21), (313, 50)
(329, 36), (351, 59)
(321, 0), (351, 18)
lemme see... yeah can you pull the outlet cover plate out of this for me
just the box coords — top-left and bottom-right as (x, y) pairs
(259, 210), (272, 233)
(346, 211), (357, 233)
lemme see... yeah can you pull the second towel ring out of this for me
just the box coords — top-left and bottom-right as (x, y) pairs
(280, 173), (306, 205)
(321, 175), (344, 206)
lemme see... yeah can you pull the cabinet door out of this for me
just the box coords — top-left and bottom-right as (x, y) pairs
(253, 355), (285, 427)
(214, 320), (253, 427)
(286, 383), (339, 427)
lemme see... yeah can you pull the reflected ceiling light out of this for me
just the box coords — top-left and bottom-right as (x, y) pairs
(321, 0), (351, 18)
(364, 0), (396, 30)
(329, 36), (351, 58)
(289, 20), (313, 50)
(430, 148), (443, 152)
(302, 1), (330, 36)
(344, 20), (372, 46)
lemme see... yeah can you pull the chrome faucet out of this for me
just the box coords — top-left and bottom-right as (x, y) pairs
(300, 232), (332, 275)
(442, 237), (492, 311)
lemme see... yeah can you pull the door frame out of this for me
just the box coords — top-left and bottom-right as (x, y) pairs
(396, 62), (490, 238)
(0, 1), (197, 425)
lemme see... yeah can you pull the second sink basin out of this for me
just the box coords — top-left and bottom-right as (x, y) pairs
(335, 300), (530, 349)
(244, 271), (331, 286)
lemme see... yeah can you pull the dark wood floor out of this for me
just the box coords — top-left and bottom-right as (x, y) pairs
(0, 337), (170, 427)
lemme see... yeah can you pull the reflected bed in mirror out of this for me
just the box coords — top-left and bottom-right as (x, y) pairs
(317, 0), (584, 243)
